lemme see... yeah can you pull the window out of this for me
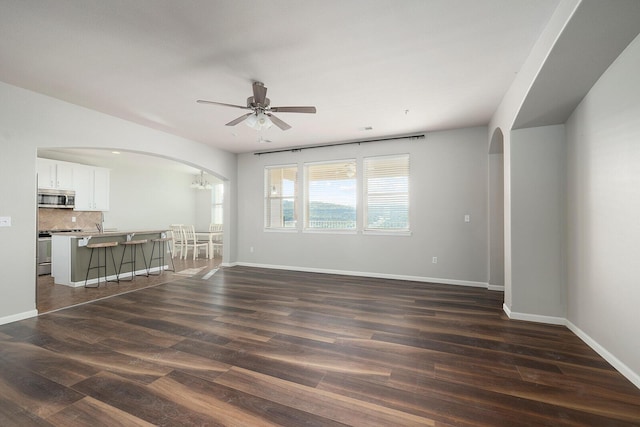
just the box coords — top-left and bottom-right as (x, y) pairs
(211, 182), (224, 225)
(364, 154), (410, 231)
(264, 165), (297, 229)
(304, 160), (357, 230)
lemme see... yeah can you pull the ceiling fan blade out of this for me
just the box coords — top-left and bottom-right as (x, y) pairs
(252, 82), (268, 106)
(270, 106), (316, 114)
(197, 100), (250, 110)
(266, 113), (291, 131)
(225, 113), (253, 126)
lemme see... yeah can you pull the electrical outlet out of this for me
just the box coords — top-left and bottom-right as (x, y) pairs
(432, 256), (438, 264)
(250, 246), (254, 253)
(71, 216), (76, 222)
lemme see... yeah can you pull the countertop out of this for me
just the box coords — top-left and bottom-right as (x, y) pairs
(52, 229), (169, 238)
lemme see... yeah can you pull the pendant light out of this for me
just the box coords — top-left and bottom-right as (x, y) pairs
(191, 171), (213, 190)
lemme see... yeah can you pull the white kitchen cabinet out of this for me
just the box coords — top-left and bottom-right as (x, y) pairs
(37, 158), (75, 190)
(37, 159), (55, 188)
(73, 165), (110, 211)
(92, 167), (110, 211)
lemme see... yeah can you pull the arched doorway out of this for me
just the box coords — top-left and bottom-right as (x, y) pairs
(35, 148), (226, 312)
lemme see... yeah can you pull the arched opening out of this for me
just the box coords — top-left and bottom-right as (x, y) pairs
(35, 147), (227, 312)
(488, 128), (504, 290)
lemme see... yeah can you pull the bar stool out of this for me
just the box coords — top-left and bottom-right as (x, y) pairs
(118, 239), (149, 281)
(148, 236), (175, 275)
(84, 241), (119, 288)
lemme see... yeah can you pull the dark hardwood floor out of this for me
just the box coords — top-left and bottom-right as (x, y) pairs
(3, 266), (639, 426)
(36, 257), (220, 313)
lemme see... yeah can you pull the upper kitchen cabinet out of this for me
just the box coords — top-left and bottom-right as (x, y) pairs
(73, 165), (110, 211)
(37, 158), (74, 190)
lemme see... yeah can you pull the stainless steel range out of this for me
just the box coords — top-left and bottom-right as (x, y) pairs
(37, 233), (52, 275)
(37, 229), (83, 275)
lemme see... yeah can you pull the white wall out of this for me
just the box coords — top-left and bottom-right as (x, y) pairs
(108, 165), (198, 230)
(236, 127), (489, 286)
(566, 33), (640, 384)
(0, 81), (237, 324)
(195, 189), (213, 231)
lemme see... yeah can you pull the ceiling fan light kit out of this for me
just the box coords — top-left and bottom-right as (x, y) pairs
(246, 111), (273, 130)
(197, 81), (316, 132)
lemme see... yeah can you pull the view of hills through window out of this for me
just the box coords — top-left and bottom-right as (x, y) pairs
(266, 155), (409, 231)
(306, 162), (357, 229)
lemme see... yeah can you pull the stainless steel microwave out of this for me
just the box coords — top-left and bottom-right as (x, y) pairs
(38, 189), (75, 208)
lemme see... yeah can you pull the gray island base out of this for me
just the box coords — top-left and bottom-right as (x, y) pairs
(51, 230), (170, 287)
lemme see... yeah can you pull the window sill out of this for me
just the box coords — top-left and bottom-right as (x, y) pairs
(363, 229), (412, 237)
(303, 229), (358, 235)
(264, 228), (299, 233)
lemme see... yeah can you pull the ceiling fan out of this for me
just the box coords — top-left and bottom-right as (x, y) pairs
(197, 81), (316, 131)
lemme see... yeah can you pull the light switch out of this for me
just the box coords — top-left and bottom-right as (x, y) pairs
(0, 216), (11, 227)
(464, 214), (470, 223)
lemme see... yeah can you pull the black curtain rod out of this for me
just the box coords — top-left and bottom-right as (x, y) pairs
(253, 134), (425, 155)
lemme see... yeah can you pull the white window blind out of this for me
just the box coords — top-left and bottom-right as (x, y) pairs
(364, 154), (410, 231)
(304, 160), (357, 230)
(264, 165), (297, 229)
(211, 182), (224, 225)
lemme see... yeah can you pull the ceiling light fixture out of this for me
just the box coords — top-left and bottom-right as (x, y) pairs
(190, 171), (213, 190)
(246, 111), (273, 131)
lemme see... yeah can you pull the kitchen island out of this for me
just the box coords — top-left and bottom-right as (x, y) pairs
(51, 230), (170, 287)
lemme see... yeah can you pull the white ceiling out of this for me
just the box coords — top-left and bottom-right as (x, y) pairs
(0, 0), (560, 154)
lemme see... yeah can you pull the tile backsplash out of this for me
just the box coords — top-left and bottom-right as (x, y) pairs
(38, 208), (102, 231)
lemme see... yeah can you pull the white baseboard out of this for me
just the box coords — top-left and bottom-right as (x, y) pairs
(0, 309), (38, 325)
(565, 320), (640, 390)
(488, 284), (505, 292)
(235, 262), (489, 289)
(502, 304), (566, 325)
(503, 304), (640, 390)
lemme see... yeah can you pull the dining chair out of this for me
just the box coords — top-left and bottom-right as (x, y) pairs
(209, 223), (223, 232)
(208, 223), (223, 257)
(182, 225), (209, 260)
(169, 224), (186, 260)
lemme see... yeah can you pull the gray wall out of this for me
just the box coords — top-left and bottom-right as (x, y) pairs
(237, 127), (489, 285)
(566, 33), (640, 382)
(509, 125), (566, 320)
(488, 128), (505, 291)
(486, 2), (640, 387)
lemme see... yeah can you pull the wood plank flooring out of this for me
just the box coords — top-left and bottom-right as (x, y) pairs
(36, 257), (219, 313)
(3, 266), (640, 426)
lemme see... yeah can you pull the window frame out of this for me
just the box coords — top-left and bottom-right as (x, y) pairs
(211, 181), (224, 226)
(264, 164), (298, 231)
